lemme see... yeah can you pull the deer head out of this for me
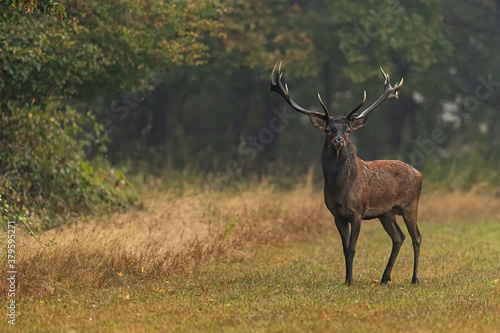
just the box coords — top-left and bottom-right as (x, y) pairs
(270, 62), (404, 151)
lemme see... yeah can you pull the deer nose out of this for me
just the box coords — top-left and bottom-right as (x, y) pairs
(332, 137), (344, 149)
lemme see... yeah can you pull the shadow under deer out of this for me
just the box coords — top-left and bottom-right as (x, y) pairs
(270, 62), (422, 285)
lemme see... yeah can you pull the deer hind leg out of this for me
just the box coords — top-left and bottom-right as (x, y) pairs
(402, 208), (421, 284)
(379, 213), (405, 284)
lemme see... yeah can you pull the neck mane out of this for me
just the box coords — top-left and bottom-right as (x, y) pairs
(321, 138), (358, 189)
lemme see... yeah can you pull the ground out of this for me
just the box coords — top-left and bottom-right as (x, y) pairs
(1, 183), (500, 332)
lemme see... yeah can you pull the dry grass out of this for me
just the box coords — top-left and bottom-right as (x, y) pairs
(1, 181), (500, 332)
(2, 182), (330, 299)
(419, 189), (500, 224)
(3, 183), (500, 298)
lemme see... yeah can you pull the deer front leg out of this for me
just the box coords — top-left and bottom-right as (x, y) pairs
(335, 217), (361, 285)
(334, 217), (350, 284)
(345, 218), (361, 285)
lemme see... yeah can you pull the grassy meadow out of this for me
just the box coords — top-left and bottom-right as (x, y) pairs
(2, 180), (500, 332)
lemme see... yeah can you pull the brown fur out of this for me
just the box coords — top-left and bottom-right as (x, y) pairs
(322, 131), (422, 285)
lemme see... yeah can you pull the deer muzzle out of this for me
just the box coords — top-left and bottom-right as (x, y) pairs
(332, 137), (345, 150)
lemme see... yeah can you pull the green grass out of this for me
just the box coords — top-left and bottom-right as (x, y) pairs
(6, 220), (500, 332)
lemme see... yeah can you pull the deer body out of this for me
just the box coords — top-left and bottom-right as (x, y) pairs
(322, 144), (421, 220)
(270, 62), (422, 285)
(322, 138), (422, 285)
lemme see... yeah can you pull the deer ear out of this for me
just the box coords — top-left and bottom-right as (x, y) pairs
(309, 114), (327, 130)
(350, 116), (367, 131)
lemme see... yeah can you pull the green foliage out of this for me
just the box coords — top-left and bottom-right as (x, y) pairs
(0, 0), (223, 107)
(134, 0), (456, 174)
(1, 0), (499, 228)
(219, 0), (314, 72)
(0, 9), (103, 107)
(0, 0), (222, 227)
(422, 150), (500, 192)
(2, 0), (65, 20)
(0, 103), (137, 229)
(0, 193), (34, 231)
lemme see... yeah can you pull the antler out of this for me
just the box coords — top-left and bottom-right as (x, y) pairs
(345, 91), (367, 120)
(352, 68), (404, 119)
(270, 61), (329, 120)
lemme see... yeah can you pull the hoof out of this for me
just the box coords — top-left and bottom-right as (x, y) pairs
(411, 277), (419, 284)
(381, 276), (391, 284)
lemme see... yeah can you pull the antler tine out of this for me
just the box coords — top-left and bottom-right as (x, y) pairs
(269, 61), (328, 119)
(380, 67), (388, 83)
(270, 62), (278, 84)
(345, 90), (367, 120)
(317, 93), (331, 118)
(396, 77), (404, 89)
(355, 68), (403, 119)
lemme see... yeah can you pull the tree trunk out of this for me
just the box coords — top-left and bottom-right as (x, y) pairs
(323, 61), (333, 109)
(388, 94), (418, 154)
(149, 86), (169, 146)
(389, 58), (418, 154)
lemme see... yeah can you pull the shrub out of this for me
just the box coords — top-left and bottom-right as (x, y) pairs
(0, 102), (137, 229)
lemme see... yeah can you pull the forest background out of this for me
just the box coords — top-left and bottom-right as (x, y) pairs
(1, 0), (499, 227)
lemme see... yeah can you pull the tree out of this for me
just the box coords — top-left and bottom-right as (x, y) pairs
(0, 0), (223, 108)
(0, 0), (224, 227)
(2, 0), (65, 19)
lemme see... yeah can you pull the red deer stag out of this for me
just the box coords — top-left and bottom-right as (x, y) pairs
(270, 62), (422, 285)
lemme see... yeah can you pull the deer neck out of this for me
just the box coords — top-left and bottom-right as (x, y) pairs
(321, 138), (358, 189)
